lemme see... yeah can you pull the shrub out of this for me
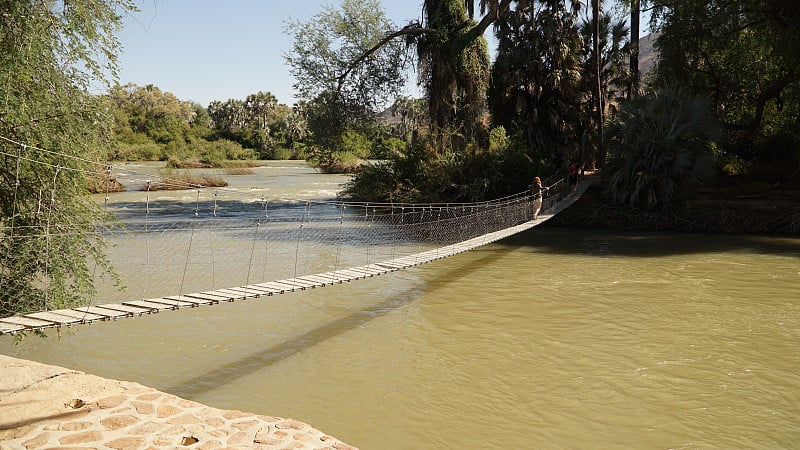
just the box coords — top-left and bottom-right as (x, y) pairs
(604, 89), (723, 209)
(109, 142), (163, 161)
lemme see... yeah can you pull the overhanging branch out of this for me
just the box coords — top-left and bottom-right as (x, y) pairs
(335, 23), (435, 93)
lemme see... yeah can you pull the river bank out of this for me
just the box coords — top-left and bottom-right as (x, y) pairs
(550, 177), (800, 235)
(0, 355), (355, 449)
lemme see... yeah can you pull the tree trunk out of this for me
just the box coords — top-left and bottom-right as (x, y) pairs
(630, 0), (640, 96)
(593, 0), (604, 167)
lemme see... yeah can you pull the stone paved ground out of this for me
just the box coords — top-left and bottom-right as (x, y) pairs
(0, 355), (356, 449)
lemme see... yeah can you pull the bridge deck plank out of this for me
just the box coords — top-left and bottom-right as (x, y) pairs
(48, 308), (108, 322)
(24, 311), (82, 325)
(224, 285), (277, 296)
(348, 266), (384, 276)
(201, 289), (245, 300)
(285, 277), (326, 288)
(165, 295), (216, 305)
(281, 278), (320, 289)
(144, 298), (197, 308)
(320, 271), (358, 281)
(0, 321), (26, 334)
(315, 272), (353, 282)
(253, 281), (294, 293)
(235, 284), (284, 295)
(0, 316), (57, 329)
(123, 300), (175, 311)
(334, 269), (368, 279)
(363, 264), (395, 274)
(97, 303), (154, 315)
(274, 279), (313, 290)
(297, 274), (334, 285)
(77, 305), (134, 318)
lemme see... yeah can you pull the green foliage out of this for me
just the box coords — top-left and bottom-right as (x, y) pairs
(207, 94), (304, 158)
(488, 126), (510, 154)
(0, 0), (136, 317)
(307, 128), (375, 173)
(197, 139), (255, 162)
(650, 0), (800, 158)
(341, 129), (550, 203)
(339, 131), (372, 159)
(603, 89), (723, 209)
(374, 136), (406, 159)
(108, 83), (195, 145)
(109, 142), (163, 161)
(578, 7), (634, 165)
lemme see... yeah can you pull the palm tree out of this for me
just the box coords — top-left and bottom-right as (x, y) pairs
(603, 89), (723, 209)
(489, 0), (583, 162)
(283, 109), (308, 149)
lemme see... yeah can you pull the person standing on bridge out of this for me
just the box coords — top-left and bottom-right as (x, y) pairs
(532, 177), (548, 220)
(568, 161), (578, 196)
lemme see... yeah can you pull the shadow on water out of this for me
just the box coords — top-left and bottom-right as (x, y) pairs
(167, 294), (413, 398)
(496, 226), (800, 258)
(165, 248), (506, 398)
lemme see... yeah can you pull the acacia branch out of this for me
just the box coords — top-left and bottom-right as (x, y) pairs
(336, 1), (513, 93)
(473, 0), (513, 37)
(335, 23), (434, 93)
(722, 75), (792, 132)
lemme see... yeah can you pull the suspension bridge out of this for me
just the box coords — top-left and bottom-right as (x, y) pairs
(0, 137), (589, 336)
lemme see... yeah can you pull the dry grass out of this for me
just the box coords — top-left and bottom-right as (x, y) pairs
(215, 160), (262, 168)
(223, 167), (255, 175)
(167, 158), (213, 169)
(143, 173), (228, 191)
(87, 175), (126, 194)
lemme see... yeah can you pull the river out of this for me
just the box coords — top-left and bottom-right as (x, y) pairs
(2, 161), (799, 449)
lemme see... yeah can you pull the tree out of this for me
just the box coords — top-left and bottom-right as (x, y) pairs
(650, 1), (800, 138)
(244, 91), (278, 134)
(390, 96), (427, 143)
(283, 107), (309, 150)
(284, 0), (406, 153)
(108, 83), (195, 144)
(629, 0), (640, 95)
(208, 99), (248, 133)
(579, 10), (633, 118)
(592, 0), (603, 160)
(0, 0), (136, 318)
(291, 0), (519, 153)
(414, 0), (495, 149)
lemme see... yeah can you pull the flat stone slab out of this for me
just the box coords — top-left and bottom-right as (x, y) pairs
(0, 355), (357, 449)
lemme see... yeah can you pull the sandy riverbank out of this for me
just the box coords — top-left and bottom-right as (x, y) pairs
(0, 355), (355, 449)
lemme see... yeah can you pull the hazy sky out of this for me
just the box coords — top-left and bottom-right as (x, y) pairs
(115, 1), (426, 107)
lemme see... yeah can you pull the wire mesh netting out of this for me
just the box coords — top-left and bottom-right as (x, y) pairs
(0, 136), (571, 333)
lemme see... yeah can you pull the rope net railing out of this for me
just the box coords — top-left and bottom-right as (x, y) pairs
(0, 136), (574, 334)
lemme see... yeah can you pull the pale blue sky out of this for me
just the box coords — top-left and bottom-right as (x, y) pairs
(116, 1), (426, 107)
(115, 1), (647, 108)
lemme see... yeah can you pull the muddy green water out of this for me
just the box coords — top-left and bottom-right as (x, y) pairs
(2, 162), (799, 449)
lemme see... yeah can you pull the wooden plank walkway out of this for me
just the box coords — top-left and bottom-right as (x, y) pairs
(0, 181), (589, 336)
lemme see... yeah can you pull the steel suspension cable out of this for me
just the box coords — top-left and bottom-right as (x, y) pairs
(142, 181), (152, 299)
(179, 189), (201, 297)
(42, 165), (62, 311)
